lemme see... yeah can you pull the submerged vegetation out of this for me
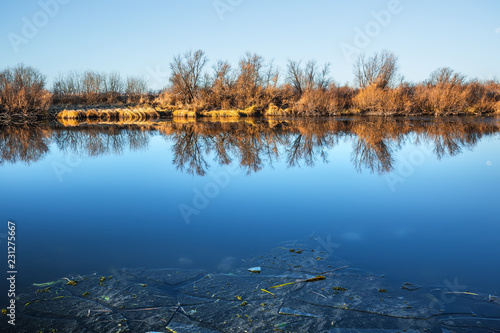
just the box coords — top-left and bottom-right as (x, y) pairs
(13, 246), (500, 332)
(1, 50), (500, 124)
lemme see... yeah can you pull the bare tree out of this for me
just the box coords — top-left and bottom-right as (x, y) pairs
(212, 60), (234, 90)
(237, 52), (264, 89)
(80, 70), (106, 103)
(354, 50), (399, 89)
(263, 59), (280, 88)
(54, 71), (125, 104)
(201, 72), (212, 90)
(0, 64), (50, 114)
(53, 71), (82, 96)
(286, 59), (331, 94)
(286, 59), (305, 94)
(170, 49), (208, 103)
(304, 60), (318, 91)
(82, 71), (105, 95)
(126, 76), (148, 102)
(104, 72), (124, 99)
(234, 52), (265, 107)
(209, 60), (235, 109)
(427, 67), (466, 86)
(316, 63), (331, 90)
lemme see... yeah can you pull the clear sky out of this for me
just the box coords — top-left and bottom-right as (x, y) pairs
(1, 0), (499, 90)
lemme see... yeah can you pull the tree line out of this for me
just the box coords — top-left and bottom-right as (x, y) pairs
(1, 50), (499, 119)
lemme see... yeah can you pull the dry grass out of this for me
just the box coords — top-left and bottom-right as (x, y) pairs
(178, 105), (262, 118)
(200, 110), (241, 117)
(56, 107), (161, 121)
(56, 110), (86, 119)
(264, 103), (292, 116)
(172, 110), (198, 117)
(239, 105), (260, 117)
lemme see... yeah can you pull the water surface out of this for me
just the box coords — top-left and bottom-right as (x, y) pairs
(1, 117), (499, 306)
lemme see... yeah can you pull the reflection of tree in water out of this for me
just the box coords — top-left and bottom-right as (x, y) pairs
(352, 138), (394, 174)
(0, 125), (50, 165)
(166, 118), (499, 175)
(350, 119), (403, 174)
(422, 122), (490, 159)
(235, 129), (265, 174)
(212, 131), (234, 166)
(1, 118), (498, 175)
(287, 131), (328, 168)
(52, 125), (151, 157)
(171, 125), (209, 176)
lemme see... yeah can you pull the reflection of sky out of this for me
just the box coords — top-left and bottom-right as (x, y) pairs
(0, 131), (499, 307)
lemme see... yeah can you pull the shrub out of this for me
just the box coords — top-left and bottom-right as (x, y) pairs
(0, 64), (51, 115)
(53, 71), (126, 105)
(126, 76), (149, 103)
(355, 84), (415, 115)
(354, 50), (400, 89)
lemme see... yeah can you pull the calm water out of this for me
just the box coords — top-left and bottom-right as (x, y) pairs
(1, 117), (499, 307)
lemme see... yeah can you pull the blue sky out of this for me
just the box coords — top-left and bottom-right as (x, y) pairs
(1, 0), (499, 90)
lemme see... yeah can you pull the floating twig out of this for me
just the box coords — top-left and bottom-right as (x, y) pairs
(319, 265), (349, 275)
(269, 275), (326, 289)
(445, 291), (479, 296)
(310, 290), (327, 299)
(261, 288), (276, 297)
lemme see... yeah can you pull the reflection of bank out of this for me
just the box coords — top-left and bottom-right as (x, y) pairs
(1, 117), (498, 176)
(0, 125), (50, 165)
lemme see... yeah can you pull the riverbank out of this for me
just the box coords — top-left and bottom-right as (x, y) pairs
(52, 102), (500, 123)
(2, 58), (500, 125)
(2, 103), (499, 127)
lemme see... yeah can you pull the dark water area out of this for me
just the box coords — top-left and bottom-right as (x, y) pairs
(0, 116), (499, 312)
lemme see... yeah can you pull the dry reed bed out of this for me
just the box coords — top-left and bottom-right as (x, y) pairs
(56, 107), (164, 122)
(171, 106), (261, 118)
(57, 117), (161, 127)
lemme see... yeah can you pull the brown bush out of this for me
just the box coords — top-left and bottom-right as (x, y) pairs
(462, 81), (498, 114)
(353, 83), (414, 115)
(154, 90), (180, 109)
(0, 64), (51, 115)
(295, 89), (331, 115)
(53, 70), (128, 105)
(413, 84), (467, 115)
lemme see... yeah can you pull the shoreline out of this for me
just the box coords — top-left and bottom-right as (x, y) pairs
(1, 104), (499, 126)
(51, 103), (500, 119)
